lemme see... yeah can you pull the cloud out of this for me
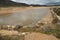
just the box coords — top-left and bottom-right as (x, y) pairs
(11, 0), (60, 5)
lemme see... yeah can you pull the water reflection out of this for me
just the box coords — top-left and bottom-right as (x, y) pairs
(0, 8), (49, 27)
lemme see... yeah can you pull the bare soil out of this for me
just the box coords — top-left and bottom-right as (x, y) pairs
(0, 7), (49, 15)
(25, 32), (58, 40)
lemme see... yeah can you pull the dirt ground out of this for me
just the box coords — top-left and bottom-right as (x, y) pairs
(0, 30), (59, 40)
(0, 6), (50, 15)
(25, 32), (58, 40)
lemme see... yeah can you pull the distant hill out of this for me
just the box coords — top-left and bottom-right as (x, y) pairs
(0, 0), (29, 7)
(0, 0), (43, 7)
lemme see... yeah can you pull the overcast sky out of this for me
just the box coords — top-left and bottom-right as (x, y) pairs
(11, 0), (60, 5)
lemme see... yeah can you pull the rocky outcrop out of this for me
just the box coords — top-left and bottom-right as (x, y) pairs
(34, 8), (60, 39)
(35, 8), (58, 29)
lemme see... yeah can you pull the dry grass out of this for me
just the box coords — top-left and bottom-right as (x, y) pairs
(0, 30), (19, 36)
(0, 30), (25, 40)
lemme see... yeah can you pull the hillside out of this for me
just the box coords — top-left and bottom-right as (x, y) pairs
(0, 0), (29, 7)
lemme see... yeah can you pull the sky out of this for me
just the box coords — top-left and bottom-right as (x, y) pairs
(11, 0), (60, 5)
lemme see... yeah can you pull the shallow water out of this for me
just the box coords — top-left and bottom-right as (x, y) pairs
(0, 7), (50, 27)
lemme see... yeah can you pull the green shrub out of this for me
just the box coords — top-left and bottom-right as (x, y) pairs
(53, 24), (60, 39)
(18, 27), (35, 32)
